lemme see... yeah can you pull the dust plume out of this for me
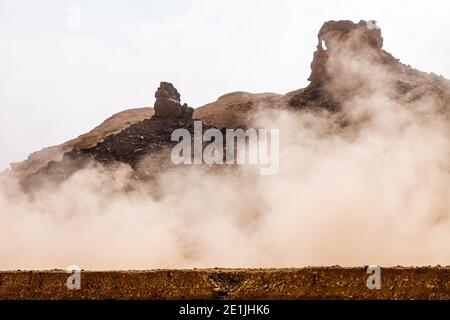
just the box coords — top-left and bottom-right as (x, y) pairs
(1, 29), (450, 270)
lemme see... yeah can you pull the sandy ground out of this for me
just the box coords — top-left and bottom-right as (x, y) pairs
(0, 267), (449, 300)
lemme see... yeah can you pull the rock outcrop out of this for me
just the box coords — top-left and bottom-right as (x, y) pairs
(10, 19), (450, 186)
(289, 20), (386, 111)
(289, 20), (450, 112)
(307, 20), (383, 87)
(154, 82), (194, 119)
(22, 83), (220, 187)
(10, 107), (155, 177)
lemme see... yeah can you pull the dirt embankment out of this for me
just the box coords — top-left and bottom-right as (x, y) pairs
(0, 268), (449, 300)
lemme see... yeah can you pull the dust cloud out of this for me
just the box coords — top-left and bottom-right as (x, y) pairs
(1, 31), (449, 270)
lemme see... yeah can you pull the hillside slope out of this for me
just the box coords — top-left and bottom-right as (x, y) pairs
(10, 20), (450, 181)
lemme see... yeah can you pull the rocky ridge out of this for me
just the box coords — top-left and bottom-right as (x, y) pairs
(10, 19), (450, 186)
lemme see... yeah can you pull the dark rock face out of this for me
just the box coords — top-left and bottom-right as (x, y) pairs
(22, 82), (218, 188)
(289, 20), (450, 114)
(308, 20), (384, 87)
(290, 20), (386, 112)
(18, 20), (450, 190)
(82, 117), (215, 167)
(23, 117), (218, 188)
(153, 82), (194, 119)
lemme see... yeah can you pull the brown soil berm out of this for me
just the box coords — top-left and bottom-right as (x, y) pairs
(0, 268), (449, 300)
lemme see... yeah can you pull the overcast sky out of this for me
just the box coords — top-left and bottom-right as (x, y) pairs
(1, 0), (449, 170)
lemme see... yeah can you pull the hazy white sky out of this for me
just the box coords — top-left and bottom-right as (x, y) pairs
(1, 0), (449, 170)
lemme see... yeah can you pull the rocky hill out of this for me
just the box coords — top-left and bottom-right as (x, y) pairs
(10, 20), (450, 185)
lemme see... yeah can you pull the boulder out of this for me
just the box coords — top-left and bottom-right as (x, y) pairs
(153, 82), (194, 119)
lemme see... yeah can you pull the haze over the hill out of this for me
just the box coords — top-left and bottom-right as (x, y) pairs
(1, 17), (450, 269)
(1, 0), (450, 170)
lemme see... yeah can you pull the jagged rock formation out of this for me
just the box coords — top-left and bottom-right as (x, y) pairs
(154, 82), (194, 119)
(289, 20), (386, 111)
(79, 117), (214, 168)
(289, 20), (450, 112)
(26, 117), (214, 186)
(308, 20), (383, 87)
(77, 82), (207, 169)
(22, 83), (220, 187)
(12, 89), (279, 178)
(10, 19), (450, 185)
